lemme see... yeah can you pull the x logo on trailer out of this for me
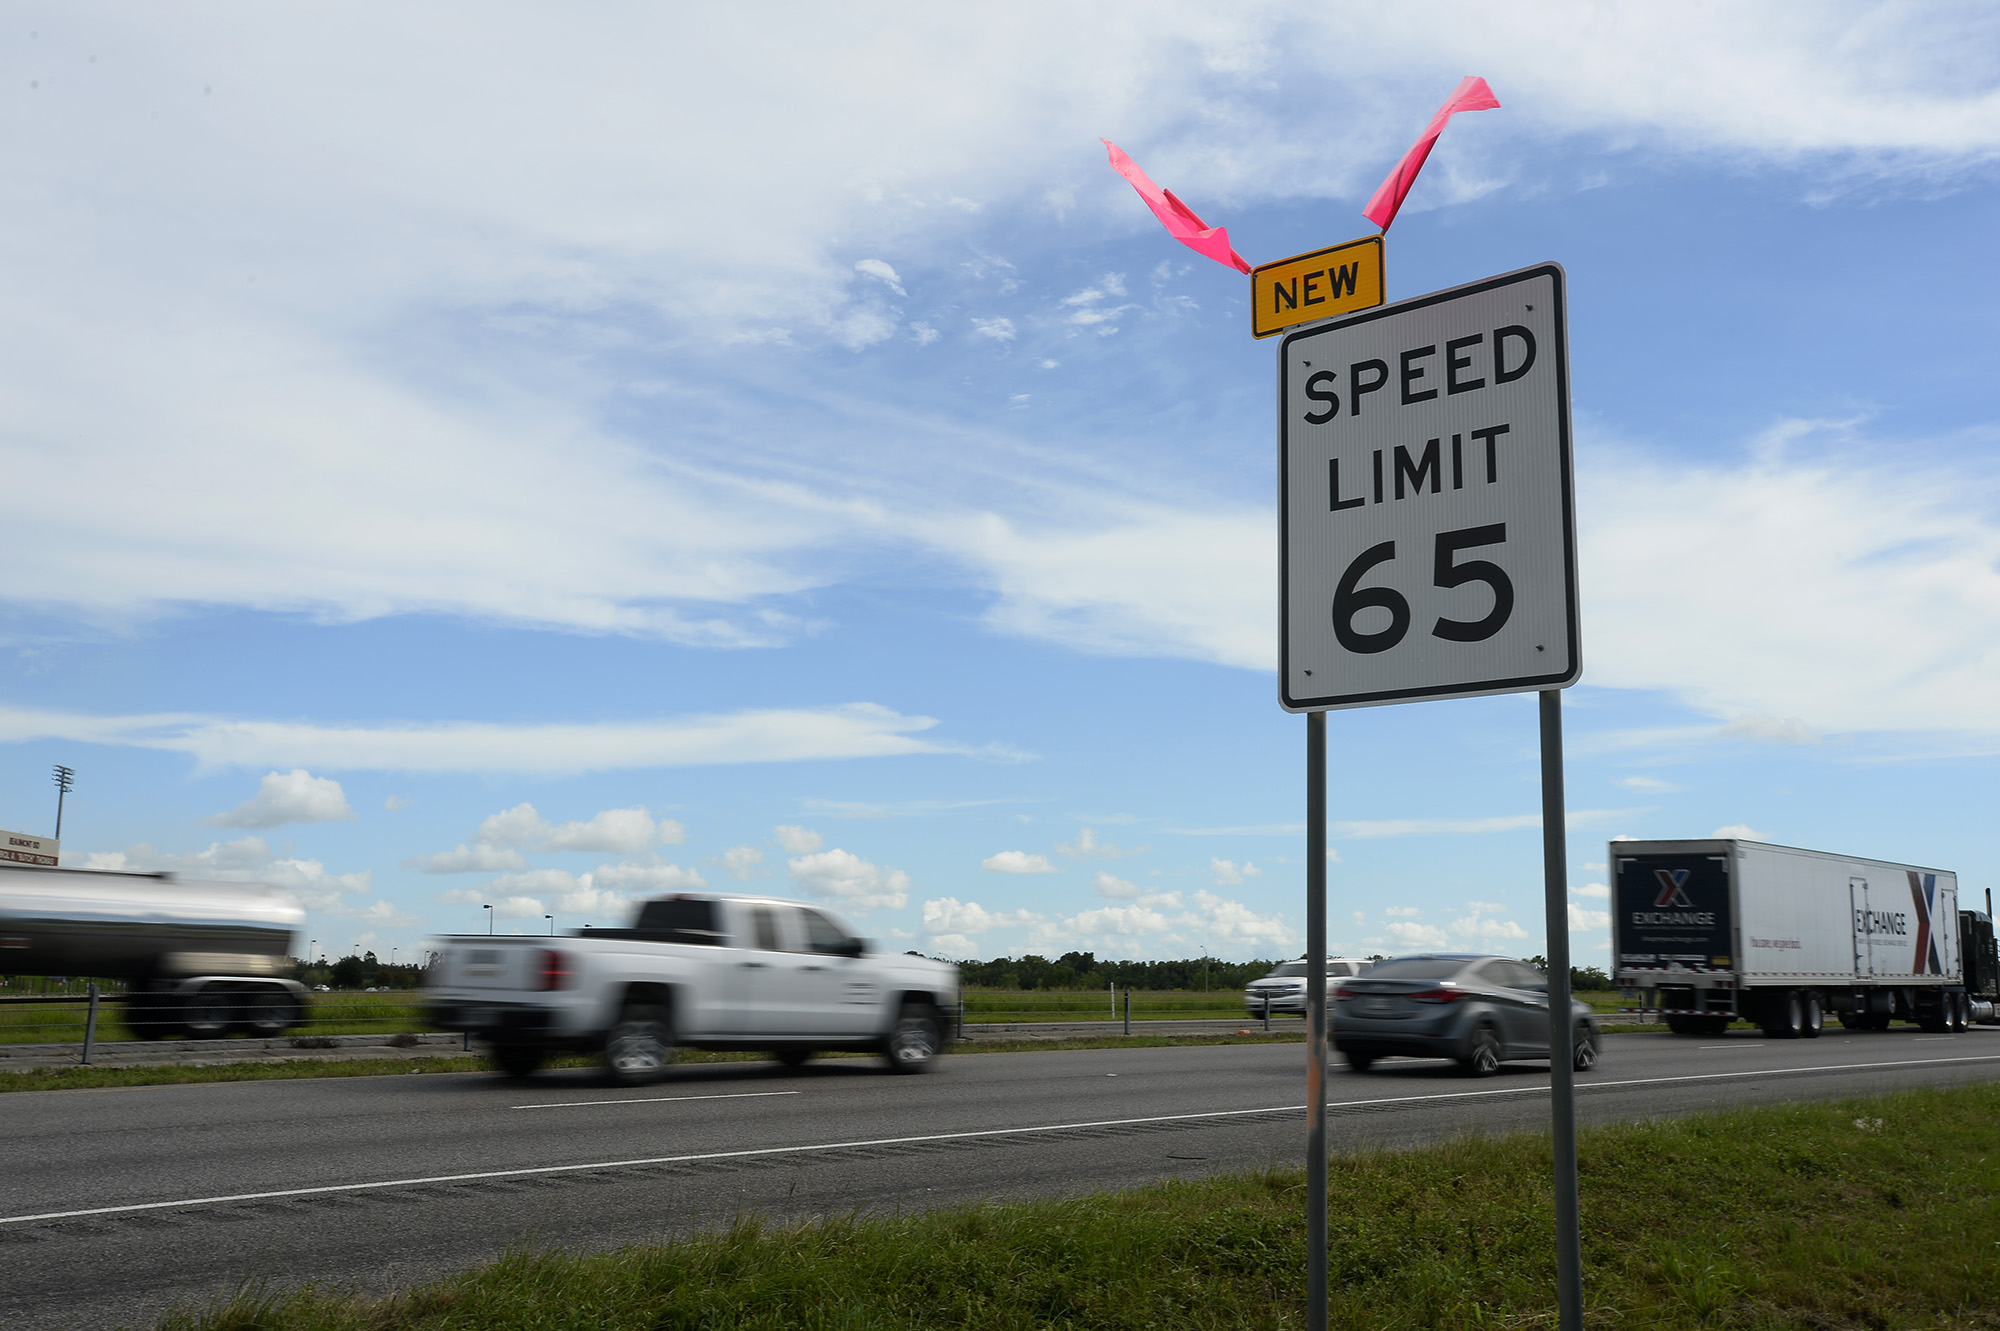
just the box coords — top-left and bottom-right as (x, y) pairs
(1652, 868), (1694, 909)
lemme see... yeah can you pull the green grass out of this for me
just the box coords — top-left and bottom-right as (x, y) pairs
(0, 990), (432, 1044)
(964, 987), (1271, 1023)
(160, 1082), (2000, 1330)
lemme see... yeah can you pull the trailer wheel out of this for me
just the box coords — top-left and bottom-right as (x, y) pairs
(1696, 1015), (1730, 1036)
(181, 988), (232, 1038)
(1801, 992), (1823, 1039)
(235, 987), (299, 1038)
(1761, 991), (1805, 1040)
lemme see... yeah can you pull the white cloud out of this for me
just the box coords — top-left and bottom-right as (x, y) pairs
(853, 259), (906, 296)
(205, 769), (355, 829)
(982, 850), (1055, 874)
(926, 933), (980, 958)
(384, 795), (409, 812)
(405, 844), (529, 874)
(921, 897), (1040, 936)
(0, 8), (1995, 680)
(1188, 890), (1294, 949)
(1058, 827), (1144, 860)
(0, 703), (960, 773)
(1712, 823), (1768, 840)
(476, 803), (549, 846)
(1584, 427), (2000, 737)
(1450, 907), (1531, 943)
(718, 845), (765, 880)
(1209, 857), (1262, 886)
(772, 825), (823, 854)
(1385, 920), (1451, 949)
(1094, 870), (1139, 899)
(1618, 776), (1683, 793)
(1568, 904), (1612, 932)
(910, 321), (941, 345)
(544, 808), (685, 854)
(1573, 882), (1611, 899)
(444, 865), (667, 921)
(1383, 905), (1421, 917)
(592, 861), (708, 893)
(470, 803), (683, 854)
(969, 317), (1016, 342)
(789, 848), (909, 910)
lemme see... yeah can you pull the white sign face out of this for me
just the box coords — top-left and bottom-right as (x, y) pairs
(0, 828), (59, 867)
(1280, 264), (1578, 712)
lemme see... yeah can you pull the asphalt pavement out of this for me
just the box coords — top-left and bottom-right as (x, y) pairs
(4, 1027), (1998, 1329)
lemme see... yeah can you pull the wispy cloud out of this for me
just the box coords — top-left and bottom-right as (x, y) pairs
(0, 703), (961, 773)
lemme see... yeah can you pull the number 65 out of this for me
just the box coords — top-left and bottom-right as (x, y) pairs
(1332, 524), (1514, 655)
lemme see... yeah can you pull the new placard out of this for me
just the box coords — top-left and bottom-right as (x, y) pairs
(1251, 236), (1383, 339)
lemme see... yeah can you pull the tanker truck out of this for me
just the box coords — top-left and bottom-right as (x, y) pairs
(0, 862), (306, 1038)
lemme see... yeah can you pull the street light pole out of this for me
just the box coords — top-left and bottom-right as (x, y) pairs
(484, 904), (493, 935)
(545, 914), (554, 936)
(51, 765), (75, 840)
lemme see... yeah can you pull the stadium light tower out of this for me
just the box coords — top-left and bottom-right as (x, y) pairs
(51, 765), (75, 840)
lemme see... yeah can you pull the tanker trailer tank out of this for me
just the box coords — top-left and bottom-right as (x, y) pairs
(0, 863), (307, 1038)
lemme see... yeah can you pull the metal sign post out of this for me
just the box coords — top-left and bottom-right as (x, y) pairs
(1278, 262), (1581, 1331)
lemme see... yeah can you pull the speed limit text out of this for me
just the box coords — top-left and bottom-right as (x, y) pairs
(1299, 324), (1536, 422)
(1328, 424), (1510, 513)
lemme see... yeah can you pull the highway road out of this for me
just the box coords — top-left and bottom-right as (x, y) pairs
(5, 1028), (1998, 1329)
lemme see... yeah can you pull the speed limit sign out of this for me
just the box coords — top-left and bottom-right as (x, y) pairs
(1279, 264), (1579, 711)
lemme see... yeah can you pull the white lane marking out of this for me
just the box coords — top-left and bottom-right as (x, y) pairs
(513, 1090), (801, 1111)
(1698, 1044), (1765, 1050)
(6, 1051), (1997, 1226)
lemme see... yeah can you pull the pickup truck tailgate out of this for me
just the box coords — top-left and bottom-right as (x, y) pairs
(440, 941), (545, 991)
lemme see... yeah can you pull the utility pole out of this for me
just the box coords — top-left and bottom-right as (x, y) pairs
(52, 765), (75, 840)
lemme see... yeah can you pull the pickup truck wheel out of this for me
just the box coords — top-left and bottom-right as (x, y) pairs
(1571, 1024), (1598, 1073)
(775, 1048), (815, 1069)
(605, 1007), (674, 1086)
(495, 1043), (546, 1079)
(884, 1003), (942, 1073)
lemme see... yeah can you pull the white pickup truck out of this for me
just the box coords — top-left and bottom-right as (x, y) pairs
(426, 892), (959, 1084)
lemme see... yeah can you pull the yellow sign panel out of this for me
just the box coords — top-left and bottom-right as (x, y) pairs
(1250, 236), (1384, 339)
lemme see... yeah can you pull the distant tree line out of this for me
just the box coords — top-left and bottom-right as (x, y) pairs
(954, 952), (1283, 991)
(291, 952), (430, 990)
(947, 951), (1617, 992)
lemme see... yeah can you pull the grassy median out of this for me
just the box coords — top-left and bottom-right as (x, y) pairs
(158, 1081), (2000, 1330)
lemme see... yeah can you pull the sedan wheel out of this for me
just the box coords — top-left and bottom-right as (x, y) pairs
(884, 1003), (942, 1073)
(1571, 1024), (1598, 1073)
(1458, 1024), (1503, 1077)
(604, 1007), (674, 1086)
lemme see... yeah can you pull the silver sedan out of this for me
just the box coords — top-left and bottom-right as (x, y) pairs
(1332, 953), (1600, 1076)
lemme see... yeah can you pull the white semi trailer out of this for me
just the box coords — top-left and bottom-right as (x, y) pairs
(1611, 839), (1988, 1038)
(0, 863), (306, 1037)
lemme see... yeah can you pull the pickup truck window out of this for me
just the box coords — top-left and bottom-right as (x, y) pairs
(632, 896), (727, 946)
(798, 907), (855, 956)
(749, 905), (782, 952)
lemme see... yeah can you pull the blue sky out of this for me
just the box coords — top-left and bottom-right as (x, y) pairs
(3, 4), (1998, 965)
